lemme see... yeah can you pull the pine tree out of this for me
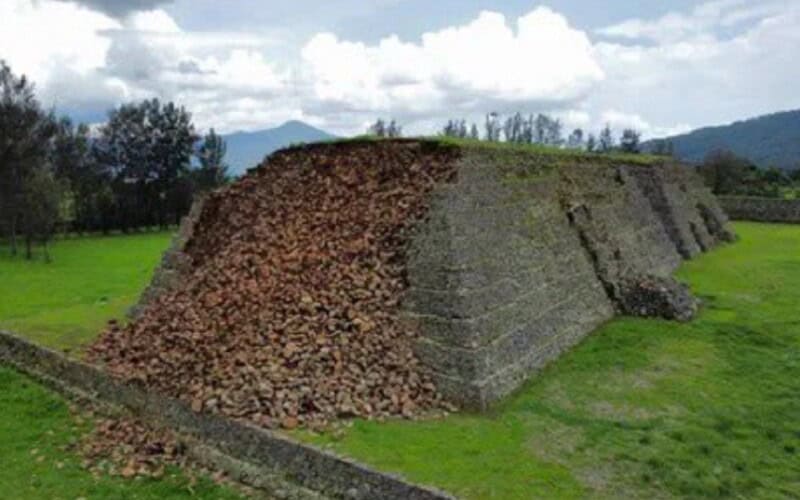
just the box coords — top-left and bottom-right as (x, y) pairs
(20, 165), (62, 261)
(534, 114), (548, 144)
(598, 124), (615, 153)
(619, 129), (641, 154)
(485, 113), (501, 142)
(567, 128), (585, 149)
(368, 119), (386, 137)
(386, 120), (402, 138)
(586, 134), (597, 152)
(0, 60), (57, 255)
(51, 118), (105, 233)
(196, 128), (229, 192)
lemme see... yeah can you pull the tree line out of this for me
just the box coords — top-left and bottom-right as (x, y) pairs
(0, 61), (229, 261)
(368, 115), (800, 199)
(698, 149), (800, 199)
(370, 113), (654, 154)
(445, 112), (647, 154)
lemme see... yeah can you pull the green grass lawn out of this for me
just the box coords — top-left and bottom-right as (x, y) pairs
(300, 222), (800, 499)
(0, 232), (172, 354)
(0, 366), (246, 500)
(1, 224), (799, 499)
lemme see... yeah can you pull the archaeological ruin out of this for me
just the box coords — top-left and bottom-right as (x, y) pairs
(89, 138), (735, 425)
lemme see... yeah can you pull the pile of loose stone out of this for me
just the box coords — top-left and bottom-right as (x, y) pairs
(79, 416), (186, 478)
(89, 141), (459, 429)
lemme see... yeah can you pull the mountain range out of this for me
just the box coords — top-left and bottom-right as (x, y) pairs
(223, 121), (336, 176)
(648, 109), (800, 170)
(223, 110), (800, 176)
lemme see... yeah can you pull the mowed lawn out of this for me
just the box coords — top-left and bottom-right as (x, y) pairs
(1, 224), (799, 499)
(0, 232), (172, 354)
(0, 366), (246, 500)
(0, 232), (245, 499)
(301, 222), (800, 499)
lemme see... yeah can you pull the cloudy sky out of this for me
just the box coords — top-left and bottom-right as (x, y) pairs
(2, 0), (799, 137)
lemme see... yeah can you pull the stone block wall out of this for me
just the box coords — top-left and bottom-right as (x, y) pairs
(719, 196), (800, 223)
(404, 151), (734, 409)
(404, 154), (615, 408)
(130, 142), (734, 411)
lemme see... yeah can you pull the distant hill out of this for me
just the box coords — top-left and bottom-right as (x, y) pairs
(646, 110), (800, 170)
(223, 121), (336, 176)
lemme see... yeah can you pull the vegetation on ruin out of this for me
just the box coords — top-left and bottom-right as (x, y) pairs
(287, 135), (666, 167)
(299, 222), (800, 499)
(0, 366), (245, 499)
(0, 231), (172, 354)
(437, 136), (665, 164)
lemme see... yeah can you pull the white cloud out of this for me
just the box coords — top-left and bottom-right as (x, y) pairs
(301, 7), (604, 125)
(0, 0), (120, 102)
(0, 1), (294, 132)
(3, 0), (800, 140)
(592, 1), (800, 137)
(127, 9), (181, 33)
(64, 0), (171, 18)
(600, 110), (650, 130)
(597, 0), (790, 43)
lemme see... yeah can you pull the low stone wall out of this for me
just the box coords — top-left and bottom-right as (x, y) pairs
(719, 196), (800, 223)
(0, 331), (453, 500)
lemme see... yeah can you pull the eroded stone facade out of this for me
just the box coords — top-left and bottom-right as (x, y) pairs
(404, 151), (734, 408)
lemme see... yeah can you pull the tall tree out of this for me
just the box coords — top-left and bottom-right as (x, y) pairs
(503, 116), (515, 143)
(485, 113), (501, 142)
(368, 119), (386, 137)
(521, 115), (535, 144)
(51, 117), (105, 233)
(94, 98), (197, 230)
(697, 149), (750, 195)
(443, 119), (469, 139)
(567, 128), (585, 149)
(545, 117), (563, 146)
(534, 114), (548, 144)
(196, 128), (229, 192)
(586, 134), (597, 153)
(598, 124), (615, 153)
(386, 120), (402, 138)
(619, 129), (641, 154)
(469, 123), (480, 140)
(20, 164), (62, 261)
(0, 61), (57, 255)
(442, 119), (455, 137)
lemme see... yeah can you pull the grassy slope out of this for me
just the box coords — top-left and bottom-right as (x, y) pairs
(299, 136), (667, 167)
(301, 222), (800, 499)
(0, 366), (245, 500)
(0, 232), (172, 354)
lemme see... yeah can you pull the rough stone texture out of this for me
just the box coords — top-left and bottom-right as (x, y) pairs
(129, 196), (207, 320)
(405, 152), (733, 409)
(627, 166), (736, 258)
(92, 141), (458, 429)
(125, 142), (734, 411)
(719, 196), (800, 223)
(0, 331), (453, 500)
(616, 275), (698, 322)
